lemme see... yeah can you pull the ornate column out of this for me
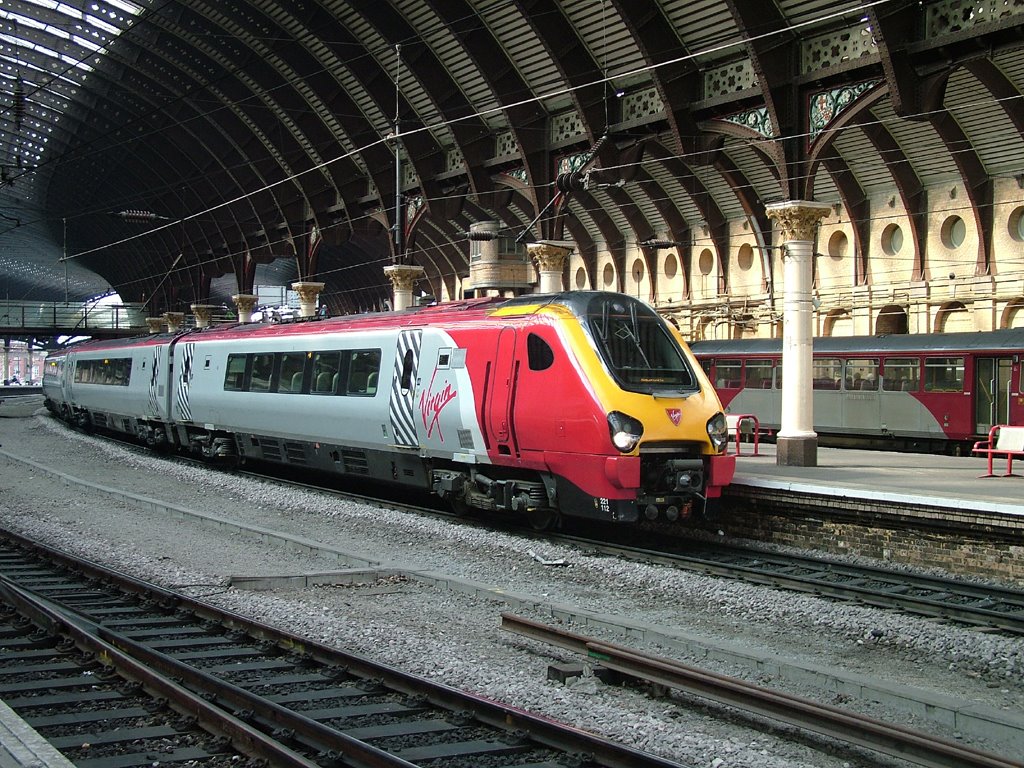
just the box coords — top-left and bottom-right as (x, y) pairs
(291, 281), (325, 318)
(163, 311), (185, 333)
(145, 317), (165, 334)
(383, 264), (425, 311)
(232, 293), (258, 323)
(527, 240), (573, 294)
(765, 200), (832, 467)
(190, 303), (217, 329)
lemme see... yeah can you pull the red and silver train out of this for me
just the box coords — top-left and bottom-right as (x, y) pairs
(690, 329), (1024, 454)
(42, 291), (735, 527)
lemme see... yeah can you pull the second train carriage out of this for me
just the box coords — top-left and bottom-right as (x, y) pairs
(690, 329), (1024, 454)
(45, 292), (735, 527)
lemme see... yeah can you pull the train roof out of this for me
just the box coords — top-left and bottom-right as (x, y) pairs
(48, 291), (651, 355)
(688, 328), (1024, 355)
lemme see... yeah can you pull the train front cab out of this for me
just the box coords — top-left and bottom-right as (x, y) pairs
(510, 293), (734, 525)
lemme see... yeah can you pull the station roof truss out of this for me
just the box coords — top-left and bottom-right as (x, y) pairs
(0, 0), (1023, 316)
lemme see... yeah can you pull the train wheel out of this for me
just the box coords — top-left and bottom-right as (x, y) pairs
(526, 507), (558, 531)
(449, 496), (474, 518)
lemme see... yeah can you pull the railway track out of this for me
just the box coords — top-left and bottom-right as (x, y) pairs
(0, 527), (688, 768)
(501, 613), (1024, 768)
(9, 434), (1024, 636)
(224, 456), (1024, 636)
(560, 532), (1024, 635)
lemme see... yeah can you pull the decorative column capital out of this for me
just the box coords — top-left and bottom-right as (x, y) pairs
(383, 264), (425, 293)
(765, 200), (832, 242)
(163, 311), (185, 333)
(231, 293), (258, 323)
(290, 281), (325, 318)
(145, 317), (165, 334)
(190, 303), (217, 329)
(527, 240), (573, 272)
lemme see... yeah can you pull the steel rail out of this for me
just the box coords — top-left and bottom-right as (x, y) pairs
(0, 574), (318, 768)
(0, 527), (690, 768)
(501, 613), (1024, 768)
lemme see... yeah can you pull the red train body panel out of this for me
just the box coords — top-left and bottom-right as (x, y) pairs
(45, 292), (735, 526)
(691, 330), (1024, 453)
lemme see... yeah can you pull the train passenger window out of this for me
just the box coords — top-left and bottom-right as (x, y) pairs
(249, 353), (274, 392)
(744, 360), (773, 389)
(845, 358), (878, 390)
(715, 360), (742, 389)
(813, 358), (843, 389)
(224, 354), (247, 391)
(924, 357), (964, 392)
(346, 349), (381, 396)
(311, 351), (341, 394)
(527, 333), (554, 371)
(882, 358), (919, 391)
(276, 352), (306, 393)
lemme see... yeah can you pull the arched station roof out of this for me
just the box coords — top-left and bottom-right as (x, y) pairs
(2, 0), (1024, 316)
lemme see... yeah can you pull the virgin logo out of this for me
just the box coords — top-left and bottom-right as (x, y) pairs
(420, 368), (457, 440)
(666, 408), (682, 426)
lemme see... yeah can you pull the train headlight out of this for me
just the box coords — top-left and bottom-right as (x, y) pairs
(707, 412), (728, 452)
(607, 411), (644, 453)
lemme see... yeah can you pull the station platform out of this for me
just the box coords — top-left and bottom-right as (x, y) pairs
(0, 701), (74, 768)
(729, 441), (1024, 519)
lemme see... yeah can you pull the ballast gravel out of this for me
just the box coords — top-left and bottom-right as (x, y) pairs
(0, 404), (1022, 768)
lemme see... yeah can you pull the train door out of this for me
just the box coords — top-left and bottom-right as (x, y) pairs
(485, 327), (517, 454)
(389, 329), (422, 448)
(974, 356), (1013, 434)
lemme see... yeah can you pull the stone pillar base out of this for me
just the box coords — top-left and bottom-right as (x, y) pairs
(777, 435), (817, 467)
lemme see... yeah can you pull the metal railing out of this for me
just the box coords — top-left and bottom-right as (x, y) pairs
(0, 300), (148, 336)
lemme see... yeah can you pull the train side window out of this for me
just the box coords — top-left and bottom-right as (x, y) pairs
(249, 353), (274, 392)
(346, 349), (381, 395)
(224, 354), (247, 391)
(311, 351), (341, 394)
(277, 352), (307, 393)
(924, 357), (964, 392)
(845, 358), (878, 390)
(527, 333), (555, 371)
(882, 358), (919, 391)
(744, 359), (773, 389)
(715, 359), (742, 389)
(813, 358), (843, 389)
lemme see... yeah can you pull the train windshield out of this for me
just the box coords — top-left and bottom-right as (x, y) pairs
(584, 294), (697, 394)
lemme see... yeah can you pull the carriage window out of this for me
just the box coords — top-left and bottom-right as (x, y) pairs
(845, 358), (878, 390)
(527, 333), (554, 371)
(74, 358), (132, 386)
(250, 353), (274, 392)
(346, 349), (381, 396)
(277, 352), (307, 393)
(715, 360), (742, 389)
(813, 358), (842, 389)
(882, 358), (919, 391)
(744, 360), (774, 389)
(311, 352), (341, 394)
(224, 354), (246, 391)
(924, 357), (964, 392)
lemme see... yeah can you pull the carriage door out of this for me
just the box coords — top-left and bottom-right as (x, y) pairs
(974, 357), (1012, 434)
(389, 329), (422, 448)
(486, 328), (517, 452)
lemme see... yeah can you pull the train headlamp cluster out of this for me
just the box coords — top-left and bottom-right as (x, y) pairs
(707, 412), (729, 451)
(607, 410), (644, 452)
